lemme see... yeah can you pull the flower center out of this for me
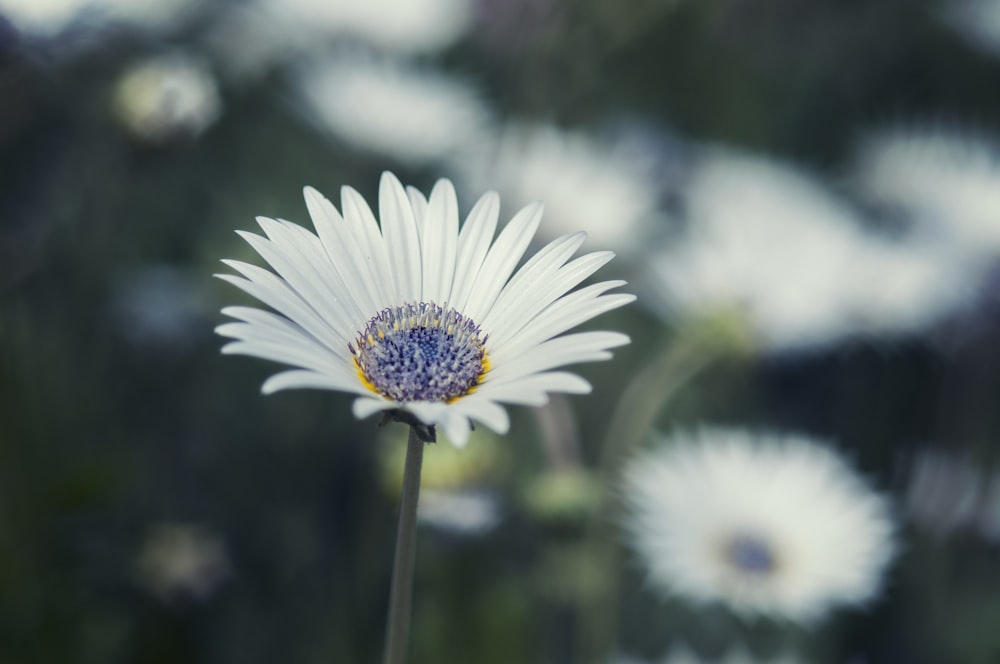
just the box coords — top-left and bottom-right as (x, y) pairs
(349, 303), (488, 403)
(725, 533), (776, 575)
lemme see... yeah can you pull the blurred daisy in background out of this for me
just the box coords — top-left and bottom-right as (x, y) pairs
(837, 238), (974, 340)
(621, 428), (896, 624)
(293, 52), (490, 166)
(645, 148), (972, 353)
(135, 523), (230, 605)
(448, 122), (664, 254)
(216, 172), (633, 446)
(113, 52), (221, 144)
(255, 0), (473, 55)
(613, 644), (805, 664)
(938, 0), (1000, 58)
(852, 126), (1000, 259)
(0, 0), (196, 39)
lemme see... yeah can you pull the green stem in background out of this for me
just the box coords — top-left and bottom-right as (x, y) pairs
(382, 426), (426, 664)
(598, 336), (720, 480)
(580, 325), (739, 663)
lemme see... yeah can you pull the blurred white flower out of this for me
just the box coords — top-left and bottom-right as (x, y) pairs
(939, 0), (1000, 58)
(113, 53), (221, 143)
(853, 126), (1000, 258)
(418, 489), (501, 535)
(646, 149), (972, 352)
(135, 523), (230, 604)
(293, 53), (489, 166)
(201, 3), (291, 83)
(109, 264), (212, 352)
(614, 644), (805, 664)
(448, 123), (663, 253)
(622, 428), (896, 624)
(0, 0), (86, 35)
(839, 238), (974, 339)
(257, 0), (473, 55)
(0, 0), (195, 37)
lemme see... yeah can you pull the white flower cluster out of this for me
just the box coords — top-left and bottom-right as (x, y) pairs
(645, 148), (976, 353)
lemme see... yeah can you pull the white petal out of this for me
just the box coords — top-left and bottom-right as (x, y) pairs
(474, 371), (592, 405)
(303, 187), (382, 318)
(237, 224), (361, 341)
(448, 190), (500, 312)
(480, 370), (592, 393)
(220, 339), (344, 376)
(261, 369), (369, 395)
(419, 178), (459, 303)
(450, 397), (510, 434)
(353, 396), (397, 420)
(217, 306), (336, 354)
(215, 268), (351, 359)
(492, 289), (635, 358)
(404, 400), (448, 425)
(487, 330), (630, 381)
(379, 172), (422, 304)
(215, 317), (319, 353)
(480, 231), (585, 334)
(395, 402), (473, 447)
(337, 185), (395, 309)
(461, 201), (543, 323)
(489, 250), (616, 345)
(438, 409), (472, 447)
(237, 228), (356, 333)
(406, 186), (429, 226)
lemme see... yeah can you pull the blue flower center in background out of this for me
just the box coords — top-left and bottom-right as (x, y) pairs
(726, 533), (776, 575)
(350, 303), (488, 402)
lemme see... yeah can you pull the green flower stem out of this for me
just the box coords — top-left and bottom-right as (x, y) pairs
(598, 336), (719, 478)
(382, 426), (425, 664)
(580, 331), (730, 663)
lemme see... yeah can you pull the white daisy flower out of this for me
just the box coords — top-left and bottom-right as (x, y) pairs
(621, 428), (896, 624)
(647, 150), (868, 350)
(216, 172), (633, 447)
(647, 148), (972, 352)
(293, 53), (489, 166)
(853, 126), (1000, 257)
(448, 123), (663, 254)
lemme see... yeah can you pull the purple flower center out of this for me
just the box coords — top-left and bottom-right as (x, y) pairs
(350, 302), (488, 402)
(726, 533), (776, 575)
